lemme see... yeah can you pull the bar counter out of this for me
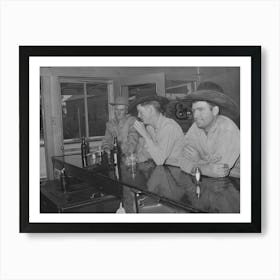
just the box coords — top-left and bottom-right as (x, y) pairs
(45, 154), (240, 213)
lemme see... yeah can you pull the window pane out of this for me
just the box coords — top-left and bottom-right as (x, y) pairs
(86, 83), (108, 137)
(61, 83), (86, 140)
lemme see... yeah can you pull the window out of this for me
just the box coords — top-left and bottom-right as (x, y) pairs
(60, 81), (109, 141)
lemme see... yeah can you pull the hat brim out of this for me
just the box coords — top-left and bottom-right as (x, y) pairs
(128, 95), (170, 114)
(183, 90), (239, 120)
(109, 102), (128, 106)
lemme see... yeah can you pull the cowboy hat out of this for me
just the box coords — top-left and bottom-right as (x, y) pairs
(109, 96), (128, 106)
(184, 82), (239, 120)
(128, 94), (170, 114)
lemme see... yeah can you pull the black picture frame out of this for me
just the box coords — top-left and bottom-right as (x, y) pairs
(20, 46), (261, 233)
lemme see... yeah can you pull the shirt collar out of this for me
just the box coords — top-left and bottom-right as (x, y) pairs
(208, 116), (219, 134)
(203, 115), (220, 136)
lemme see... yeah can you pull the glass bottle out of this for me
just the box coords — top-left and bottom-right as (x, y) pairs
(81, 137), (87, 167)
(112, 136), (120, 179)
(60, 168), (67, 193)
(112, 136), (119, 166)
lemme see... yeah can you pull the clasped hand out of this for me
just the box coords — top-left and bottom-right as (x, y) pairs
(133, 120), (149, 139)
(183, 145), (201, 162)
(210, 163), (230, 177)
(184, 145), (230, 177)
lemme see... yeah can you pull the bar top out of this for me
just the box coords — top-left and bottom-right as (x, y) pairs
(52, 154), (240, 213)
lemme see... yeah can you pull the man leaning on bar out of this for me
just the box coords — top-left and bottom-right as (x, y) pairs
(167, 81), (240, 178)
(128, 95), (185, 165)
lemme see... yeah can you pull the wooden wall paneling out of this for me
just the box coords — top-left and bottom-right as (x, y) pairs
(41, 74), (64, 180)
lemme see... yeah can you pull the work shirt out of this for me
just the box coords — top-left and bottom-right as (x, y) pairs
(179, 115), (240, 174)
(135, 137), (152, 163)
(144, 115), (184, 165)
(102, 115), (139, 155)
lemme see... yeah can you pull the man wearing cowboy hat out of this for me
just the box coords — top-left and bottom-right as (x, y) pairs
(130, 94), (184, 165)
(101, 96), (139, 155)
(168, 81), (240, 178)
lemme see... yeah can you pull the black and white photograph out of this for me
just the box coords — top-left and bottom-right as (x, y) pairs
(20, 46), (260, 233)
(40, 66), (241, 215)
(3, 1), (280, 279)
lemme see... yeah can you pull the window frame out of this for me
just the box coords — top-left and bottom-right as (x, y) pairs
(58, 77), (114, 144)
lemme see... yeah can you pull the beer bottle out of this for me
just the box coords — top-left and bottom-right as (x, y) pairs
(112, 136), (119, 165)
(112, 136), (120, 179)
(60, 168), (67, 193)
(81, 137), (87, 167)
(85, 138), (90, 154)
